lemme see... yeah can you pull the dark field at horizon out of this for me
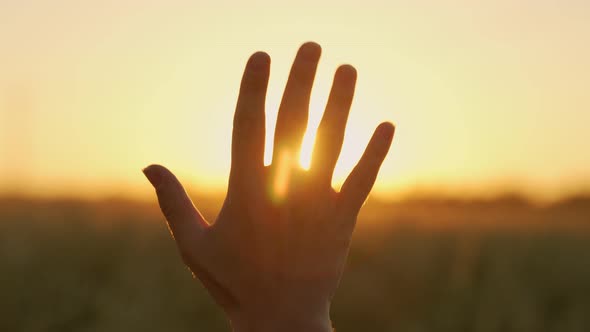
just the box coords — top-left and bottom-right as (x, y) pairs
(2, 196), (590, 331)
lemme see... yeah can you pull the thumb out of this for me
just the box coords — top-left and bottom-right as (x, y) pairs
(142, 164), (208, 255)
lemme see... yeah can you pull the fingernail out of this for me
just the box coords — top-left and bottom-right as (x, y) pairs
(142, 165), (162, 187)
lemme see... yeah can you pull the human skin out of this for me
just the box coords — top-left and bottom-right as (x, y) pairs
(143, 42), (395, 332)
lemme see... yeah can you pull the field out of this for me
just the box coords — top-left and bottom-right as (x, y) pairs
(1, 195), (590, 332)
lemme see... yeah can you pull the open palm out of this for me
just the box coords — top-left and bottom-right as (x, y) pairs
(143, 42), (395, 332)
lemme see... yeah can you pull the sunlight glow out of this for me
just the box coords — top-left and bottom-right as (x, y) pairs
(1, 0), (589, 200)
(271, 149), (294, 204)
(298, 97), (324, 171)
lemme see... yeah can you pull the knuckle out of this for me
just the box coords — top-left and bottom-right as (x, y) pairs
(233, 112), (257, 133)
(160, 201), (178, 222)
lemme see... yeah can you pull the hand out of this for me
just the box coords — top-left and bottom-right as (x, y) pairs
(143, 42), (395, 332)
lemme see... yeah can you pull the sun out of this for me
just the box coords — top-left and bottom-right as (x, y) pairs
(298, 96), (368, 186)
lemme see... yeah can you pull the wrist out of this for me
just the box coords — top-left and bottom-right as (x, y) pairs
(230, 301), (332, 332)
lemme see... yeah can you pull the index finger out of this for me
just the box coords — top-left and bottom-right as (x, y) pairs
(230, 52), (271, 191)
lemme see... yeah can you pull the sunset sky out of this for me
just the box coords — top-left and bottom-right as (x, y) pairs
(1, 0), (589, 201)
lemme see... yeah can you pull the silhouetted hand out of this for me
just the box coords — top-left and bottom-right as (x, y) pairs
(143, 42), (395, 332)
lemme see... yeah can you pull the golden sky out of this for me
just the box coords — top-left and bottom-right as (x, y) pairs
(1, 0), (589, 201)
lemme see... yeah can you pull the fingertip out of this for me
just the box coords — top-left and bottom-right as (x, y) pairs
(248, 51), (271, 70)
(376, 122), (395, 141)
(299, 41), (322, 60)
(336, 64), (357, 81)
(142, 164), (165, 188)
(379, 121), (395, 131)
